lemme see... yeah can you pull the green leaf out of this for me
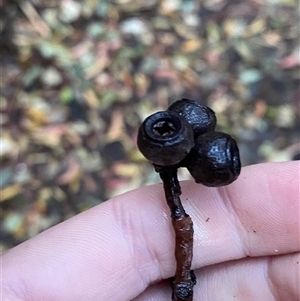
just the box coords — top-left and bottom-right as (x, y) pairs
(59, 87), (73, 103)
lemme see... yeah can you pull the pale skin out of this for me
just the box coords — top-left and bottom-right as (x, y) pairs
(2, 161), (299, 301)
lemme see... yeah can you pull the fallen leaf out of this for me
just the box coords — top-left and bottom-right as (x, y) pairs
(0, 184), (22, 202)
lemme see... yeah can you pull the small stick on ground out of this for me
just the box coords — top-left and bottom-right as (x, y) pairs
(155, 165), (196, 301)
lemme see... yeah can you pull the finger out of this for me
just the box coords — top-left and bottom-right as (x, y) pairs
(133, 252), (300, 301)
(2, 162), (299, 301)
(190, 160), (299, 266)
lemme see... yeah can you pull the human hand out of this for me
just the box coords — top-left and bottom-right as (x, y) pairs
(2, 161), (299, 301)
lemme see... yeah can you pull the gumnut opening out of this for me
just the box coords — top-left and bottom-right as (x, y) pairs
(137, 111), (194, 166)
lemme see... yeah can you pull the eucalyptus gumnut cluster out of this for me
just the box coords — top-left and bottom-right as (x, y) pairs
(137, 98), (241, 187)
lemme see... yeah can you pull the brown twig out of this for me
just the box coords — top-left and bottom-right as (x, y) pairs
(155, 165), (196, 301)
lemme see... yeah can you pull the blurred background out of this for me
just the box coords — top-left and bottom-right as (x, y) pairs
(1, 0), (299, 252)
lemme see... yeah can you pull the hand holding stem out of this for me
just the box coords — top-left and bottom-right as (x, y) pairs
(137, 99), (241, 300)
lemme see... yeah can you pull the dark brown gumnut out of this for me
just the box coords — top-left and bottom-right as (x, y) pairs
(185, 131), (241, 186)
(137, 111), (194, 166)
(168, 98), (217, 137)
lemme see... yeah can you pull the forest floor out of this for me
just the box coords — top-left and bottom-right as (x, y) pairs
(1, 0), (299, 251)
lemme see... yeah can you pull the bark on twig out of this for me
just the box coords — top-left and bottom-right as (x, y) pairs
(156, 165), (196, 301)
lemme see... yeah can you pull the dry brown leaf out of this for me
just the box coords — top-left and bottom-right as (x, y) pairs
(106, 110), (125, 141)
(254, 100), (267, 117)
(32, 124), (68, 147)
(178, 67), (201, 88)
(244, 18), (266, 37)
(85, 57), (110, 79)
(181, 39), (203, 52)
(112, 162), (140, 177)
(25, 107), (49, 127)
(0, 184), (22, 202)
(19, 1), (50, 38)
(57, 158), (81, 193)
(120, 70), (134, 86)
(84, 89), (99, 108)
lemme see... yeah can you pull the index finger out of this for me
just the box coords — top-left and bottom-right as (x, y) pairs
(2, 161), (299, 301)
